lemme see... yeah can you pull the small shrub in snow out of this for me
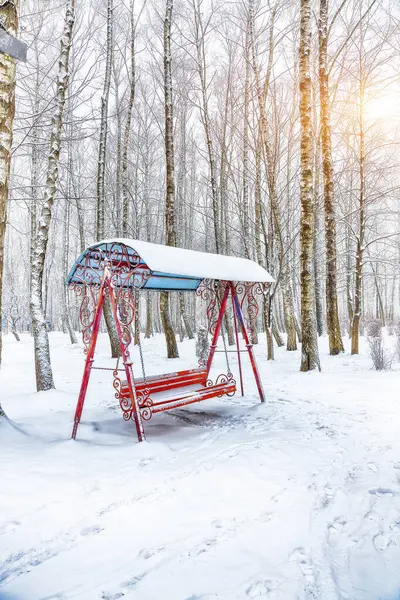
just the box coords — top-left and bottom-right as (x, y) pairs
(366, 319), (383, 338)
(196, 326), (209, 366)
(367, 327), (392, 371)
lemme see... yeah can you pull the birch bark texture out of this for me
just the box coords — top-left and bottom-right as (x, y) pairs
(0, 0), (18, 368)
(299, 0), (321, 371)
(96, 0), (121, 359)
(97, 0), (113, 240)
(318, 0), (344, 355)
(122, 0), (137, 237)
(30, 0), (75, 391)
(160, 0), (179, 359)
(192, 0), (221, 253)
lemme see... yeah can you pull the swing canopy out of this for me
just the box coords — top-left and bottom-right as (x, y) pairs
(67, 238), (274, 292)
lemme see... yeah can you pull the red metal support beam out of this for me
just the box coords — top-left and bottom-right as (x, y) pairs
(206, 282), (231, 378)
(230, 283), (265, 403)
(71, 279), (106, 439)
(107, 278), (146, 442)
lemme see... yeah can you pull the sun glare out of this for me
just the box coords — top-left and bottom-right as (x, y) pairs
(364, 91), (400, 122)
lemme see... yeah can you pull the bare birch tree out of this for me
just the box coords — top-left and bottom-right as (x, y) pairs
(299, 0), (320, 371)
(318, 0), (344, 355)
(30, 0), (75, 391)
(96, 0), (121, 358)
(160, 0), (179, 358)
(0, 0), (18, 370)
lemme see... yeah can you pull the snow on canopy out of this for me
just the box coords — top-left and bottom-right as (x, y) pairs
(67, 238), (274, 292)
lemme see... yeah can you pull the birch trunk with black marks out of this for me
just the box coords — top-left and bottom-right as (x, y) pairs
(96, 0), (120, 359)
(299, 0), (320, 371)
(97, 0), (113, 239)
(249, 0), (295, 351)
(313, 138), (325, 337)
(30, 0), (75, 391)
(29, 41), (41, 309)
(161, 0), (179, 359)
(319, 0), (344, 354)
(62, 192), (77, 345)
(193, 0), (220, 253)
(0, 0), (18, 368)
(242, 7), (251, 260)
(351, 79), (366, 355)
(122, 0), (136, 236)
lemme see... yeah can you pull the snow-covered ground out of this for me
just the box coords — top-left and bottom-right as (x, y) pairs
(1, 331), (400, 600)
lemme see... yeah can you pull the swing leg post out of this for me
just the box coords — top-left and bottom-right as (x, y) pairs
(206, 283), (231, 379)
(231, 293), (244, 396)
(72, 282), (106, 440)
(231, 283), (265, 403)
(107, 281), (146, 443)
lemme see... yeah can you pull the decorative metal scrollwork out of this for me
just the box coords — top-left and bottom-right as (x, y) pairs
(196, 279), (229, 335)
(69, 242), (151, 354)
(234, 282), (264, 339)
(206, 372), (236, 397)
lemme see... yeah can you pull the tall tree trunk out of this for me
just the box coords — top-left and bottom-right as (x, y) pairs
(179, 292), (194, 339)
(313, 142), (325, 337)
(29, 41), (41, 320)
(319, 0), (344, 354)
(122, 0), (136, 236)
(351, 93), (365, 355)
(62, 189), (77, 345)
(97, 0), (113, 240)
(346, 219), (354, 337)
(113, 58), (122, 234)
(250, 1), (296, 351)
(299, 0), (321, 371)
(30, 0), (75, 391)
(161, 0), (179, 358)
(145, 293), (152, 338)
(242, 8), (251, 259)
(96, 0), (121, 359)
(0, 0), (18, 367)
(193, 0), (220, 252)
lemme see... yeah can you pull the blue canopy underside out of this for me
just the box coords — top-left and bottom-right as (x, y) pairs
(67, 243), (202, 292)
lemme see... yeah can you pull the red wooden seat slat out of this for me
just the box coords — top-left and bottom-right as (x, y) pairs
(120, 368), (208, 398)
(149, 381), (234, 407)
(151, 382), (236, 414)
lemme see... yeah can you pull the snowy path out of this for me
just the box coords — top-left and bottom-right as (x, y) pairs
(1, 333), (400, 599)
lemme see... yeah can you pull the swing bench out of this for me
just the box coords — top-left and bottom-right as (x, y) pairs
(67, 239), (273, 442)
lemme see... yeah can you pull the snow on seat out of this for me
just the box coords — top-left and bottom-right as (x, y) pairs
(116, 368), (236, 417)
(119, 367), (208, 397)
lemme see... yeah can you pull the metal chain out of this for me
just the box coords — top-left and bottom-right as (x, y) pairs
(220, 321), (232, 375)
(218, 284), (232, 375)
(135, 291), (148, 386)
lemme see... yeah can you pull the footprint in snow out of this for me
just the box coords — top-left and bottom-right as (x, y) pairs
(80, 524), (103, 536)
(289, 547), (319, 599)
(367, 462), (379, 473)
(188, 537), (217, 557)
(319, 485), (335, 509)
(0, 520), (20, 535)
(327, 517), (347, 535)
(137, 545), (164, 560)
(246, 580), (274, 597)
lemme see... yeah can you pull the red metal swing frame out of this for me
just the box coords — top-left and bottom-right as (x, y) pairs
(68, 243), (267, 442)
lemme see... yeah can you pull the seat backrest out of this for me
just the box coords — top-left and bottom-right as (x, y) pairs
(134, 367), (207, 395)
